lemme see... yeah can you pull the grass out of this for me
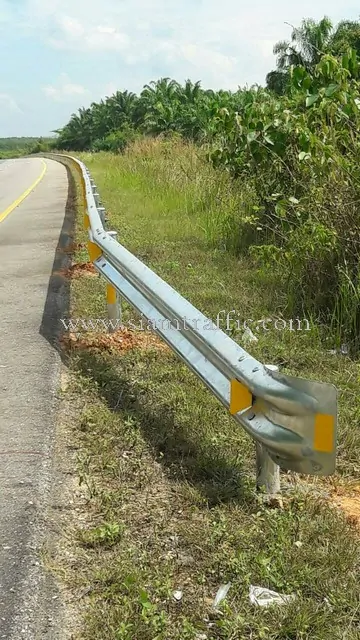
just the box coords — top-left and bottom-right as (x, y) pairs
(56, 139), (360, 639)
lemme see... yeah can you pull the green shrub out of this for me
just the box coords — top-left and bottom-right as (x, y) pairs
(92, 127), (137, 154)
(210, 52), (360, 350)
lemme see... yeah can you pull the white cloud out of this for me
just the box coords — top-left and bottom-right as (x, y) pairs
(43, 74), (89, 101)
(157, 41), (238, 87)
(97, 26), (116, 34)
(58, 15), (85, 38)
(103, 82), (118, 97)
(49, 17), (130, 51)
(258, 39), (278, 60)
(15, 0), (359, 90)
(0, 93), (22, 113)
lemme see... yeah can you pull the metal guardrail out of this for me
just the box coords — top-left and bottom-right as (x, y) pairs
(49, 153), (338, 496)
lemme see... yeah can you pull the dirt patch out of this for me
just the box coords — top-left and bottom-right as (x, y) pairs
(60, 328), (170, 354)
(67, 262), (98, 277)
(54, 262), (98, 279)
(332, 484), (360, 527)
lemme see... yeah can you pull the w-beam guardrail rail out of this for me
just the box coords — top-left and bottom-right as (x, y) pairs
(48, 153), (338, 496)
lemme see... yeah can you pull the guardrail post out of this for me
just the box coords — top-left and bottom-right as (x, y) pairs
(107, 284), (121, 332)
(256, 443), (281, 495)
(106, 231), (122, 332)
(256, 364), (281, 496)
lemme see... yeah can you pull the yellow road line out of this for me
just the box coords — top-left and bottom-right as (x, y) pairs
(0, 159), (47, 224)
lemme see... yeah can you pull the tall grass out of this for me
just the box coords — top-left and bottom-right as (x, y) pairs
(88, 138), (263, 256)
(89, 135), (360, 352)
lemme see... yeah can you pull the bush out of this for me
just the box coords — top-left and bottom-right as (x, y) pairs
(29, 138), (51, 154)
(210, 53), (360, 350)
(91, 127), (137, 154)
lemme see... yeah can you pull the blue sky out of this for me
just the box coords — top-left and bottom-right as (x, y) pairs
(0, 0), (359, 137)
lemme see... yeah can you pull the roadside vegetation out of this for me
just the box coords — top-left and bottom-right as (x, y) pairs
(54, 137), (360, 640)
(55, 16), (360, 352)
(50, 14), (360, 640)
(0, 136), (52, 159)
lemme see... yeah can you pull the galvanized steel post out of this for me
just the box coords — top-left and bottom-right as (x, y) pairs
(256, 443), (281, 495)
(256, 365), (281, 495)
(106, 231), (121, 331)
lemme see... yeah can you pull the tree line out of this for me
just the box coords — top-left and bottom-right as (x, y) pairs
(0, 137), (53, 159)
(55, 17), (360, 152)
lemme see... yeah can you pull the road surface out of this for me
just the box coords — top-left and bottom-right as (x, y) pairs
(0, 157), (69, 638)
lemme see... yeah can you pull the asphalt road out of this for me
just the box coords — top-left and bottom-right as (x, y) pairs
(0, 158), (69, 638)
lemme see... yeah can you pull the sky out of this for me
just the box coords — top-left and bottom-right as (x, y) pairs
(0, 0), (359, 137)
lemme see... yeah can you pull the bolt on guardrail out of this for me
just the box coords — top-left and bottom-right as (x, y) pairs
(48, 153), (338, 497)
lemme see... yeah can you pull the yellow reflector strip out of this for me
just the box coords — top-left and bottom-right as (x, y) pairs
(230, 379), (253, 415)
(88, 241), (102, 262)
(84, 213), (90, 230)
(314, 414), (334, 453)
(107, 284), (117, 305)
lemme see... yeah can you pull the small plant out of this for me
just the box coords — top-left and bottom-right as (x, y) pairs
(78, 522), (124, 548)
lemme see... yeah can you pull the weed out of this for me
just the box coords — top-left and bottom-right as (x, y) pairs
(78, 522), (124, 548)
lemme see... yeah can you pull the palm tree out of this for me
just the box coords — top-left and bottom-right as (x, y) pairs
(276, 17), (333, 71)
(141, 78), (180, 104)
(179, 80), (202, 104)
(266, 17), (333, 94)
(107, 91), (137, 127)
(137, 78), (182, 134)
